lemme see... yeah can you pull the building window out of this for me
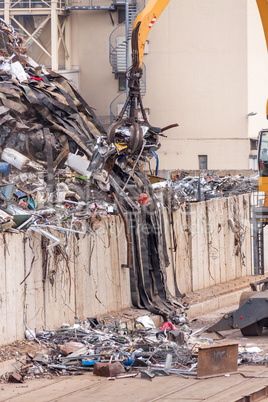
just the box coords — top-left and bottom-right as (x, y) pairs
(118, 74), (126, 92)
(199, 155), (207, 170)
(118, 7), (125, 24)
(250, 138), (258, 151)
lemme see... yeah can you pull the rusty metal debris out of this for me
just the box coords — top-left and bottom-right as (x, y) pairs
(93, 362), (125, 377)
(3, 316), (262, 384)
(0, 317), (205, 382)
(197, 342), (238, 378)
(1, 317), (268, 384)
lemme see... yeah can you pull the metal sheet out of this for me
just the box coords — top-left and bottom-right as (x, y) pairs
(197, 342), (238, 378)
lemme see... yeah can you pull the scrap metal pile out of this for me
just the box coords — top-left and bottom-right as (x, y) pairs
(153, 172), (258, 208)
(3, 317), (203, 382)
(0, 20), (187, 323)
(4, 316), (268, 384)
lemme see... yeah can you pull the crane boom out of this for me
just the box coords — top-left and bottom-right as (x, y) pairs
(132, 0), (170, 69)
(256, 0), (268, 51)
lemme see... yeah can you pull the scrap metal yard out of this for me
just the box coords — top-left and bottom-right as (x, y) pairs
(1, 1), (268, 400)
(2, 306), (268, 401)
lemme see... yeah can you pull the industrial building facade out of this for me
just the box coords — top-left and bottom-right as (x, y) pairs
(2, 0), (268, 171)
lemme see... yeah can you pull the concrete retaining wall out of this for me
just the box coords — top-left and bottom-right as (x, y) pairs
(0, 194), (252, 345)
(0, 216), (131, 345)
(164, 194), (252, 294)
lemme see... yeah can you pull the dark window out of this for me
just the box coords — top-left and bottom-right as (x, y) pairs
(250, 138), (258, 151)
(199, 155), (207, 170)
(118, 74), (126, 91)
(118, 7), (125, 24)
(259, 131), (268, 160)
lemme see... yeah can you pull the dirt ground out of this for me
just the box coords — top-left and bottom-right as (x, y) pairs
(1, 305), (268, 401)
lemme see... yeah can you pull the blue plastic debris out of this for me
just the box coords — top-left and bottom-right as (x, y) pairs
(82, 360), (100, 366)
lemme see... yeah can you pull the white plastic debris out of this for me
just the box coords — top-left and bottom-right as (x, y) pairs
(66, 153), (91, 178)
(152, 181), (168, 190)
(0, 62), (10, 73)
(245, 346), (262, 353)
(136, 316), (156, 329)
(2, 148), (30, 170)
(30, 225), (60, 249)
(61, 323), (71, 328)
(107, 205), (114, 213)
(10, 61), (28, 83)
(25, 329), (36, 340)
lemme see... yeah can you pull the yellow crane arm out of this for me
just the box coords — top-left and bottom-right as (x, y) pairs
(256, 0), (268, 118)
(131, 0), (170, 69)
(256, 0), (268, 50)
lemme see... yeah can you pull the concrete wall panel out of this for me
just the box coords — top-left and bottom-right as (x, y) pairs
(174, 204), (192, 294)
(0, 194), (254, 345)
(166, 194), (253, 294)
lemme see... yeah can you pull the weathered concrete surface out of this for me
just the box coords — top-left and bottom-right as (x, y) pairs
(164, 194), (253, 294)
(0, 193), (259, 345)
(185, 275), (265, 318)
(0, 215), (131, 345)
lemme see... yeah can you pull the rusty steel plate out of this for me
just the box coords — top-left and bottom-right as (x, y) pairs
(197, 342), (238, 378)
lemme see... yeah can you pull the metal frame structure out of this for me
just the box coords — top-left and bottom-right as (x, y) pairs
(0, 0), (71, 70)
(0, 0), (131, 71)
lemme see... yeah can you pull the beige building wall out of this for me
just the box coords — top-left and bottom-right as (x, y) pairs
(26, 0), (268, 171)
(70, 10), (118, 117)
(247, 0), (268, 138)
(143, 0), (250, 170)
